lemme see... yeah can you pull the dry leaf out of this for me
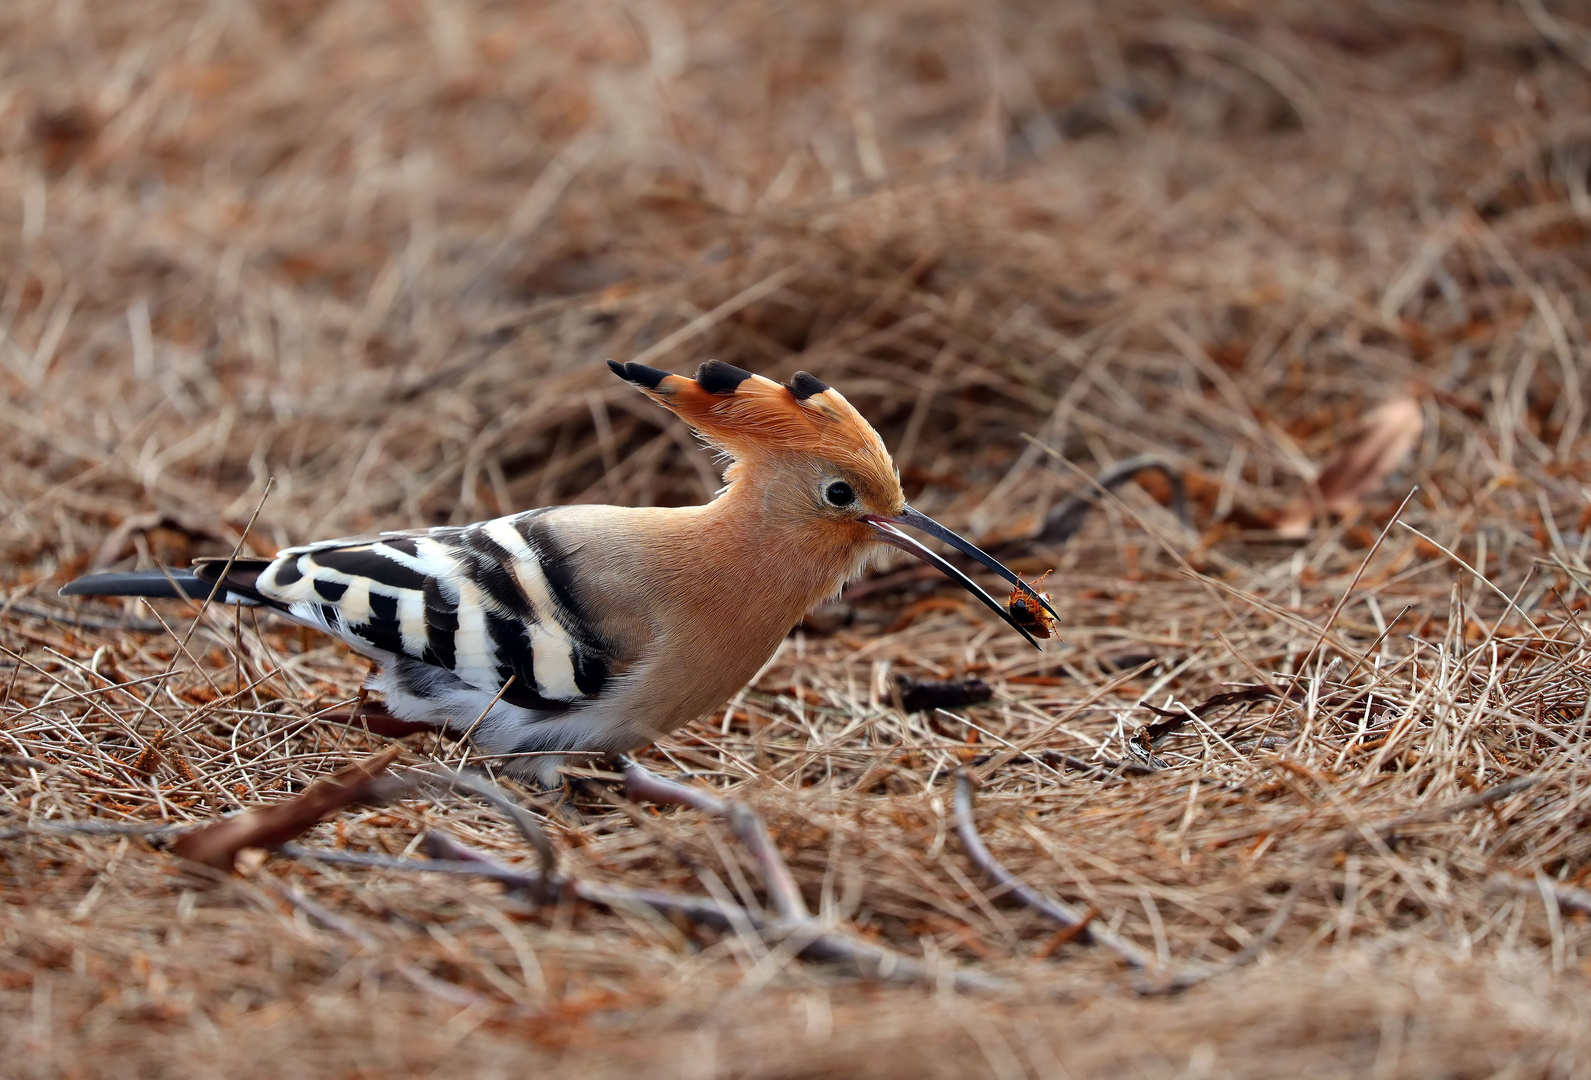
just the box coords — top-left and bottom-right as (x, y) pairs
(1276, 396), (1423, 538)
(172, 746), (402, 871)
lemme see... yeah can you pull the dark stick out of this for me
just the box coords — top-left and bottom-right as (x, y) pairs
(369, 766), (558, 882)
(929, 748), (1155, 786)
(1139, 683), (1298, 745)
(1364, 775), (1538, 838)
(1032, 455), (1189, 546)
(617, 756), (1001, 989)
(1038, 749), (1158, 778)
(621, 757), (809, 921)
(0, 819), (192, 842)
(1303, 775), (1542, 860)
(284, 828), (1004, 991)
(952, 769), (1156, 970)
(415, 831), (742, 929)
(1489, 873), (1591, 917)
(954, 768), (1309, 994)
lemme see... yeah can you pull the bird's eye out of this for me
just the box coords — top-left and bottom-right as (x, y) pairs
(824, 480), (855, 507)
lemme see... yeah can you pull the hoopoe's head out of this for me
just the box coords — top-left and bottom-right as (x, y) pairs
(608, 358), (1059, 648)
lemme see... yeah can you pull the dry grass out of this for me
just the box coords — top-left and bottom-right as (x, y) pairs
(5, 0), (1591, 1076)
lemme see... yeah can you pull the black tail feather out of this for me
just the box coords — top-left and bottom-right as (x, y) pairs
(59, 569), (262, 606)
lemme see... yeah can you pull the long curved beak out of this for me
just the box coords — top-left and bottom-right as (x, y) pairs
(862, 506), (1061, 650)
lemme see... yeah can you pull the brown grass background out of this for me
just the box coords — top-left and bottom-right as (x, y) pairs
(4, 0), (1591, 1076)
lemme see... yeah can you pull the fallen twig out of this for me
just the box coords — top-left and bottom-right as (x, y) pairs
(276, 833), (750, 935)
(0, 818), (192, 842)
(621, 757), (809, 921)
(3, 599), (170, 633)
(952, 768), (1155, 969)
(952, 768), (1305, 994)
(1310, 775), (1541, 858)
(1038, 749), (1158, 779)
(172, 746), (403, 870)
(253, 758), (1000, 990)
(160, 737), (558, 883)
(619, 757), (1001, 988)
(1031, 455), (1189, 547)
(1488, 872), (1591, 917)
(282, 825), (1003, 991)
(934, 749), (1156, 785)
(1140, 683), (1298, 744)
(371, 766), (557, 883)
(415, 831), (744, 930)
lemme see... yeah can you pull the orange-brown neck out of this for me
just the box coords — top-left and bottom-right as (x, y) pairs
(679, 472), (873, 622)
(549, 466), (875, 657)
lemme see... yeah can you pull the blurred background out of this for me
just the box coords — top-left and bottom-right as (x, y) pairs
(4, 0), (1587, 575)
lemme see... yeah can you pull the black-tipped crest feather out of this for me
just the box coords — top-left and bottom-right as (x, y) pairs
(695, 359), (753, 395)
(607, 358), (669, 390)
(785, 371), (829, 400)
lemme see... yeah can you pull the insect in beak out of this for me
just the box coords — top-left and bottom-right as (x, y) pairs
(1007, 570), (1057, 639)
(862, 506), (1061, 650)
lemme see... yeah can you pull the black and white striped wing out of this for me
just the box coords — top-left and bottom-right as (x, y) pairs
(252, 512), (611, 712)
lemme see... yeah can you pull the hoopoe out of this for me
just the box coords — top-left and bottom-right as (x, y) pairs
(60, 360), (1057, 784)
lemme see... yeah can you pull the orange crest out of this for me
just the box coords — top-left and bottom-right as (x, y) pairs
(609, 360), (896, 481)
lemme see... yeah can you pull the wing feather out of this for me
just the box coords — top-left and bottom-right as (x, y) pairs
(251, 512), (612, 713)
